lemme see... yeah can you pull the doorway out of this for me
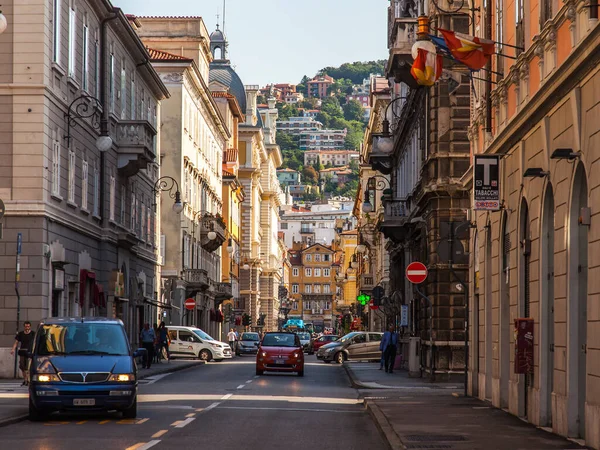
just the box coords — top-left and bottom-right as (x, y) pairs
(519, 198), (531, 419)
(485, 225), (493, 401)
(568, 163), (588, 438)
(499, 212), (510, 408)
(540, 183), (555, 427)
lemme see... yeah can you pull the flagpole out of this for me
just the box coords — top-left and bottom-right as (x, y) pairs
(430, 29), (525, 51)
(469, 74), (499, 85)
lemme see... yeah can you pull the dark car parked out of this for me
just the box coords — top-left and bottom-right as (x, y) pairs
(28, 317), (144, 421)
(236, 332), (261, 356)
(307, 335), (339, 355)
(316, 331), (383, 364)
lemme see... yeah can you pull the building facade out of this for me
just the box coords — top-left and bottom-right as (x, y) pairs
(0, 0), (170, 376)
(279, 208), (354, 248)
(276, 168), (301, 187)
(276, 116), (323, 135)
(466, 0), (600, 447)
(288, 243), (337, 332)
(307, 75), (334, 98)
(304, 149), (359, 166)
(299, 130), (347, 151)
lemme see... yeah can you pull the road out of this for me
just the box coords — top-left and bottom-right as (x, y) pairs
(0, 355), (387, 450)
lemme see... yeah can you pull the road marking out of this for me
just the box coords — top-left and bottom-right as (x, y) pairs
(76, 420), (87, 425)
(185, 413), (195, 418)
(139, 394), (363, 404)
(253, 375), (259, 378)
(135, 441), (161, 450)
(237, 384), (245, 389)
(151, 430), (168, 439)
(117, 419), (138, 424)
(44, 421), (69, 426)
(204, 402), (220, 412)
(125, 443), (145, 450)
(246, 380), (253, 383)
(98, 420), (111, 425)
(221, 393), (232, 400)
(174, 417), (195, 428)
(216, 406), (363, 413)
(195, 408), (204, 412)
(136, 418), (149, 425)
(138, 373), (172, 385)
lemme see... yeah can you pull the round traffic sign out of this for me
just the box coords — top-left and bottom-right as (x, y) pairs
(406, 262), (428, 284)
(184, 298), (196, 310)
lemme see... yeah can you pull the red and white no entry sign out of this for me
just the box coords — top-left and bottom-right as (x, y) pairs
(406, 262), (428, 284)
(184, 298), (196, 310)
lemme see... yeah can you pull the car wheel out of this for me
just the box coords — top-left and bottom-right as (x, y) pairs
(297, 370), (304, 377)
(122, 398), (137, 419)
(199, 349), (212, 361)
(28, 397), (47, 422)
(256, 368), (264, 376)
(335, 352), (345, 364)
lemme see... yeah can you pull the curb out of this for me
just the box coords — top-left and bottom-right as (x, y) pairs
(138, 360), (206, 380)
(0, 360), (206, 428)
(342, 362), (368, 389)
(365, 400), (404, 450)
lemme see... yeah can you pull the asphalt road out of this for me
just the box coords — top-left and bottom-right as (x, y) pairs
(0, 355), (387, 450)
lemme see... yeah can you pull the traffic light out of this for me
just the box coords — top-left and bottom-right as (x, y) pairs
(242, 313), (251, 326)
(357, 294), (370, 305)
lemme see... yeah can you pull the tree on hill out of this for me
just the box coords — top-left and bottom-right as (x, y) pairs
(302, 166), (319, 185)
(320, 97), (343, 118)
(343, 100), (365, 122)
(296, 75), (310, 95)
(344, 131), (363, 151)
(277, 103), (299, 121)
(276, 132), (297, 151)
(319, 60), (386, 84)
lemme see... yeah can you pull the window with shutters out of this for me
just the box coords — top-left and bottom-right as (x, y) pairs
(109, 175), (115, 221)
(67, 150), (76, 203)
(109, 48), (115, 113)
(130, 75), (136, 119)
(160, 235), (166, 266)
(82, 18), (89, 91)
(53, 0), (62, 64)
(323, 268), (330, 277)
(292, 268), (299, 277)
(323, 284), (330, 294)
(305, 268), (312, 277)
(52, 136), (61, 197)
(81, 159), (88, 210)
(515, 0), (525, 56)
(68, 4), (76, 77)
(314, 284), (321, 294)
(93, 162), (99, 216)
(120, 60), (126, 119)
(292, 284), (299, 294)
(540, 0), (552, 25)
(305, 284), (312, 294)
(120, 184), (126, 224)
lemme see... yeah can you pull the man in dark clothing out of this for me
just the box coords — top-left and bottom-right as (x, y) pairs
(140, 323), (155, 369)
(11, 321), (35, 385)
(381, 323), (398, 373)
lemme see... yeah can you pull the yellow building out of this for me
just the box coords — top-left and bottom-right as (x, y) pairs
(288, 243), (338, 333)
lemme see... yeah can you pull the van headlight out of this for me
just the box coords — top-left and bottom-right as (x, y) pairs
(109, 374), (135, 382)
(33, 374), (60, 382)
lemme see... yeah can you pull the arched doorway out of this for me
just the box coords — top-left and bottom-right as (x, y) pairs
(568, 163), (588, 438)
(484, 222), (493, 401)
(499, 211), (510, 408)
(540, 183), (555, 427)
(519, 198), (531, 419)
(472, 230), (480, 396)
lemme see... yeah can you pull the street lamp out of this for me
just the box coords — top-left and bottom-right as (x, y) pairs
(362, 176), (390, 214)
(153, 176), (184, 214)
(64, 94), (113, 152)
(370, 96), (407, 154)
(0, 7), (8, 34)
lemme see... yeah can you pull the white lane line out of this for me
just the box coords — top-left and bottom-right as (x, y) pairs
(221, 393), (233, 400)
(138, 373), (172, 385)
(246, 380), (253, 383)
(151, 430), (168, 439)
(253, 375), (259, 378)
(216, 406), (363, 413)
(237, 384), (245, 389)
(204, 402), (220, 412)
(137, 441), (161, 450)
(174, 417), (195, 428)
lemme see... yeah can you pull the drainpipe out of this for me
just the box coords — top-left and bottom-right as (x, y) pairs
(485, 0), (492, 132)
(99, 13), (118, 228)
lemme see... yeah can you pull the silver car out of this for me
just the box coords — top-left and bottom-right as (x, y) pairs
(316, 331), (383, 364)
(296, 332), (312, 352)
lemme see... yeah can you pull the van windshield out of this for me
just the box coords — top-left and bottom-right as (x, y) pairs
(35, 323), (129, 356)
(192, 329), (214, 342)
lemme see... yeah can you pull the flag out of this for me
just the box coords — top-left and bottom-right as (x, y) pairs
(438, 29), (495, 70)
(410, 48), (443, 86)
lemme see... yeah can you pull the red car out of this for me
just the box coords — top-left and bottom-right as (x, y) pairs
(307, 335), (339, 355)
(256, 332), (304, 377)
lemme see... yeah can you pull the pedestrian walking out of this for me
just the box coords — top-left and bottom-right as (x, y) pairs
(140, 323), (155, 369)
(10, 321), (35, 385)
(157, 322), (170, 362)
(227, 328), (237, 355)
(381, 323), (399, 373)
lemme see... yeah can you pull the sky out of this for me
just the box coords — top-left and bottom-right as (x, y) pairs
(113, 0), (390, 87)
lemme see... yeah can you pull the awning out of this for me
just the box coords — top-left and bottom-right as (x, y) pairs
(143, 297), (173, 310)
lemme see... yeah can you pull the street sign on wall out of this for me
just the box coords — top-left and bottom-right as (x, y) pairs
(400, 305), (409, 327)
(184, 298), (196, 310)
(473, 154), (500, 211)
(406, 262), (428, 284)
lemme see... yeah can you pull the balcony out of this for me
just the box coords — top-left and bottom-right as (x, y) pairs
(300, 227), (314, 234)
(380, 199), (409, 242)
(114, 120), (157, 177)
(184, 269), (208, 296)
(387, 0), (418, 87)
(200, 214), (227, 252)
(214, 282), (233, 302)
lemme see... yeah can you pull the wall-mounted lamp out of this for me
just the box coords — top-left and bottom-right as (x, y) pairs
(550, 148), (581, 160)
(0, 7), (8, 35)
(523, 168), (549, 178)
(153, 176), (184, 213)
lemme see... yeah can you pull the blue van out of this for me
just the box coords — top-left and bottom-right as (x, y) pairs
(28, 317), (144, 421)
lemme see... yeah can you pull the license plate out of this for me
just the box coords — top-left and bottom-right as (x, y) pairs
(275, 359), (285, 364)
(73, 399), (95, 406)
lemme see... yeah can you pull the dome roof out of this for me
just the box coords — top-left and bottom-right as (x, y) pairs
(209, 62), (246, 113)
(210, 29), (225, 42)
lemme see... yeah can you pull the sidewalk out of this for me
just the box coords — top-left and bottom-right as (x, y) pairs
(0, 359), (204, 427)
(344, 362), (590, 450)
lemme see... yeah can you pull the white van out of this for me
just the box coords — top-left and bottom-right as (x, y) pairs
(167, 326), (232, 362)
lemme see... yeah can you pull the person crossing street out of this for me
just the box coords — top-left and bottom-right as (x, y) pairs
(10, 321), (35, 385)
